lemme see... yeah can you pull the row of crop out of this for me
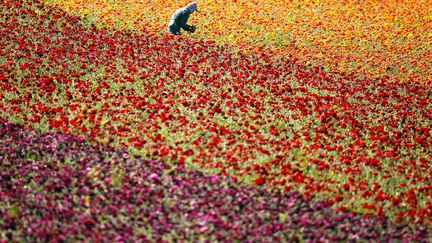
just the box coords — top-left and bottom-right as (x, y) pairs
(1, 0), (431, 226)
(0, 119), (430, 241)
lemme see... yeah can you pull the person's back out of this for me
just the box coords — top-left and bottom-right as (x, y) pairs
(167, 2), (198, 35)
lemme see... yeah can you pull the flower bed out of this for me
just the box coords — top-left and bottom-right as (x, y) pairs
(0, 120), (429, 241)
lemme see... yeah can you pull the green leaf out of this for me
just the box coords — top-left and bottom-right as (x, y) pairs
(9, 203), (19, 218)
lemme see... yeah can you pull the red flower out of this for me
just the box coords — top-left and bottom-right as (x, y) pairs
(253, 177), (266, 186)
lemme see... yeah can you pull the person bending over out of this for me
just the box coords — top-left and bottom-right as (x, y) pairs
(167, 2), (198, 35)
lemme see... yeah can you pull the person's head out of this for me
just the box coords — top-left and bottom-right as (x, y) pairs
(186, 2), (198, 13)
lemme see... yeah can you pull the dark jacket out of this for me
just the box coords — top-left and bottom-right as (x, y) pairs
(167, 7), (194, 35)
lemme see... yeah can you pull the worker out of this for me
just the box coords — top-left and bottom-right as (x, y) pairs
(167, 2), (198, 35)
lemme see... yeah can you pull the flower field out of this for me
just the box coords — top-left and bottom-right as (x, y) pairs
(2, 120), (429, 241)
(44, 0), (432, 84)
(1, 0), (431, 240)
